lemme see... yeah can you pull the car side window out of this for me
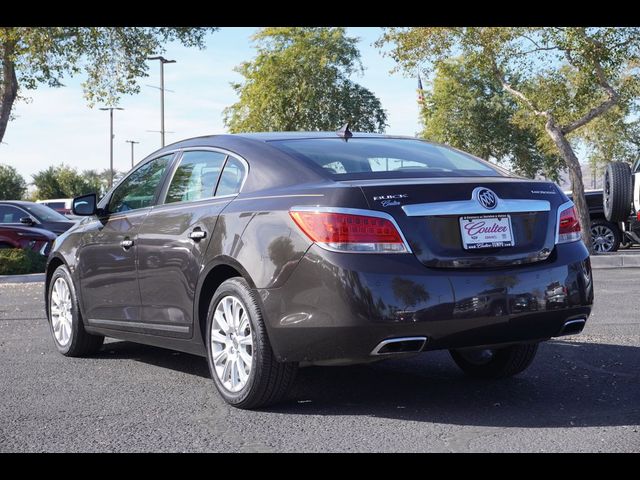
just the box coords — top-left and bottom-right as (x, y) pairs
(165, 151), (227, 204)
(215, 157), (246, 197)
(0, 205), (27, 223)
(108, 154), (172, 214)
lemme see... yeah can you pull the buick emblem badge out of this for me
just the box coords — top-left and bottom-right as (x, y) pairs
(474, 187), (498, 210)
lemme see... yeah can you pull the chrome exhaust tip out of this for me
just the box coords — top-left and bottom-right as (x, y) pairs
(371, 337), (427, 356)
(558, 318), (587, 336)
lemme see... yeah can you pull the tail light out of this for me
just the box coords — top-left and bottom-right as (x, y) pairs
(289, 208), (410, 253)
(556, 203), (581, 244)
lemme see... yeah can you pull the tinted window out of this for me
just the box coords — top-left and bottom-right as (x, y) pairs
(270, 138), (501, 179)
(216, 157), (246, 196)
(20, 203), (69, 221)
(109, 155), (172, 213)
(0, 205), (27, 223)
(165, 151), (227, 204)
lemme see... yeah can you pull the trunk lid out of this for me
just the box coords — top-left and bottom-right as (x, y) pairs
(348, 177), (565, 268)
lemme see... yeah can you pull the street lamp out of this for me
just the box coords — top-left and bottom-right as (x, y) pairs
(147, 55), (176, 147)
(99, 106), (124, 189)
(125, 140), (140, 169)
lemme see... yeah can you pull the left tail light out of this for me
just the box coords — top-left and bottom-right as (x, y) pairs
(556, 203), (582, 244)
(289, 208), (410, 253)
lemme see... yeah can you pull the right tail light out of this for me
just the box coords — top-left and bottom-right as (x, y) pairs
(556, 204), (582, 244)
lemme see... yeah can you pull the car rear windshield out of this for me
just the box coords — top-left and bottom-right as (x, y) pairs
(269, 138), (504, 180)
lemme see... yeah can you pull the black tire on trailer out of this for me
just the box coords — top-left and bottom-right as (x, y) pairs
(603, 162), (632, 222)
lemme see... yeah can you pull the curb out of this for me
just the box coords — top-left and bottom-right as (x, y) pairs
(0, 273), (46, 284)
(590, 255), (640, 269)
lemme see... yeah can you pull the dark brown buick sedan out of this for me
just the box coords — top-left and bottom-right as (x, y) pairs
(45, 131), (593, 409)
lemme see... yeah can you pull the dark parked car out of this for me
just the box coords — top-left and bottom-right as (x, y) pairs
(0, 224), (56, 256)
(565, 189), (635, 253)
(0, 201), (75, 235)
(44, 131), (593, 409)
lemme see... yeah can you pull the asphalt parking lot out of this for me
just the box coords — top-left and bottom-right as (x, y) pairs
(0, 269), (638, 452)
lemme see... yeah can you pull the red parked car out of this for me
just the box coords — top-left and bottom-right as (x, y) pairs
(0, 224), (57, 256)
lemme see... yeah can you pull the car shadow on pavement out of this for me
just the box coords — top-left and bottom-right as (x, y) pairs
(95, 340), (211, 379)
(272, 340), (640, 428)
(95, 339), (640, 428)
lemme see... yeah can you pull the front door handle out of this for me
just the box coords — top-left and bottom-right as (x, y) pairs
(188, 229), (207, 241)
(120, 239), (134, 250)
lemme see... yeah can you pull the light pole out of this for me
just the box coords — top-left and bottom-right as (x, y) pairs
(99, 107), (124, 188)
(125, 140), (140, 169)
(147, 56), (176, 147)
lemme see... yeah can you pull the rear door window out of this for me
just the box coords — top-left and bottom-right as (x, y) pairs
(215, 157), (246, 197)
(165, 151), (227, 204)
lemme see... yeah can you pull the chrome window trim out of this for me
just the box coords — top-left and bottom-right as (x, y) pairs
(402, 198), (551, 217)
(289, 205), (413, 254)
(160, 147), (250, 206)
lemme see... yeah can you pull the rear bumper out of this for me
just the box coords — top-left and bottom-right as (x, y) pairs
(258, 242), (593, 363)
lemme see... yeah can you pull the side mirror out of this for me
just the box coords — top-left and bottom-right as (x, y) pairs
(19, 216), (35, 226)
(72, 193), (98, 216)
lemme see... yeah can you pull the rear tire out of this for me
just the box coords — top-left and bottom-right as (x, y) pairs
(205, 277), (298, 409)
(47, 265), (104, 357)
(603, 162), (632, 222)
(450, 343), (538, 379)
(590, 219), (621, 253)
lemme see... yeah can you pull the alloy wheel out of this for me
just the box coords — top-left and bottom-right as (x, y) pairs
(50, 277), (73, 347)
(591, 224), (617, 253)
(210, 295), (254, 393)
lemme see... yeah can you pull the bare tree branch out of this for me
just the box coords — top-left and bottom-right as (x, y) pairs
(491, 60), (550, 118)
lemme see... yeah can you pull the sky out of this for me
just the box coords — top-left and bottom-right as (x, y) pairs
(0, 27), (422, 183)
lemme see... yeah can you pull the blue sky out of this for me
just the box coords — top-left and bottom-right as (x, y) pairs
(0, 27), (422, 182)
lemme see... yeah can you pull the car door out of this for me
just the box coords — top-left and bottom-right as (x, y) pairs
(77, 154), (174, 326)
(136, 149), (248, 337)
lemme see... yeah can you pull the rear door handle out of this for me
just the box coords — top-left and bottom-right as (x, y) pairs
(120, 239), (134, 250)
(189, 229), (207, 241)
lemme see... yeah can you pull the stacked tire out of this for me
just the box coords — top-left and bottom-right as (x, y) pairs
(603, 162), (633, 223)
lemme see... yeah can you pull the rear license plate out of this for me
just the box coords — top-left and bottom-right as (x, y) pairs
(459, 215), (514, 250)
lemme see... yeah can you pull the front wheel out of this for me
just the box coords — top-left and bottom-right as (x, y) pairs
(48, 265), (104, 356)
(450, 343), (538, 379)
(205, 277), (298, 409)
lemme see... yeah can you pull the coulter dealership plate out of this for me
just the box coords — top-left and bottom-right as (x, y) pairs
(459, 215), (514, 250)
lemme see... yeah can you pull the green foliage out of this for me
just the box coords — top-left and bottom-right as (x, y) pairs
(1, 27), (217, 143)
(0, 163), (26, 199)
(2, 27), (216, 106)
(31, 164), (108, 200)
(223, 27), (387, 133)
(0, 248), (47, 275)
(420, 57), (563, 180)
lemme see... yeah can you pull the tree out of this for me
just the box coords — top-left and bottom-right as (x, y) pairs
(223, 27), (387, 133)
(379, 27), (640, 251)
(420, 56), (563, 180)
(32, 164), (105, 199)
(0, 163), (26, 199)
(0, 27), (217, 144)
